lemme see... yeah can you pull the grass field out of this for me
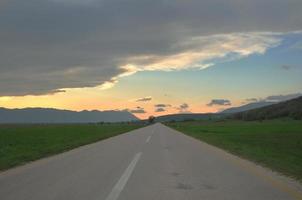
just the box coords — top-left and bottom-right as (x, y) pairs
(0, 123), (143, 171)
(167, 119), (302, 181)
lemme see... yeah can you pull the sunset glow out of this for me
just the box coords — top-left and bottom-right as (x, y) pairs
(0, 0), (301, 119)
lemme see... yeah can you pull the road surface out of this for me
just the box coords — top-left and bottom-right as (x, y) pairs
(0, 123), (301, 200)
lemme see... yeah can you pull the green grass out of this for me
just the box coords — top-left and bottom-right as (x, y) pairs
(167, 119), (302, 181)
(0, 123), (143, 171)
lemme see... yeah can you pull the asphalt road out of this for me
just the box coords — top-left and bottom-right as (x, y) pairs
(0, 123), (302, 200)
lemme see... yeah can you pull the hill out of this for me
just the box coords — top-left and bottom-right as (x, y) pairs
(154, 113), (226, 122)
(232, 96), (302, 120)
(0, 107), (138, 123)
(221, 101), (275, 114)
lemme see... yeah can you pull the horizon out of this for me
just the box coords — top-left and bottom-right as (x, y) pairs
(1, 93), (302, 121)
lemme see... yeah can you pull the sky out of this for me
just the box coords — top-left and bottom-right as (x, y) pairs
(0, 0), (302, 119)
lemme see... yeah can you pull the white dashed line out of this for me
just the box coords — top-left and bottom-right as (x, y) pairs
(105, 152), (142, 200)
(146, 136), (151, 143)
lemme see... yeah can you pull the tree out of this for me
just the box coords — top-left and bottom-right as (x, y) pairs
(148, 116), (155, 124)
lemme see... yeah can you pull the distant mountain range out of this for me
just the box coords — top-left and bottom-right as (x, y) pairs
(220, 101), (276, 114)
(0, 108), (138, 123)
(153, 113), (226, 122)
(232, 96), (302, 120)
(221, 93), (302, 114)
(153, 95), (302, 122)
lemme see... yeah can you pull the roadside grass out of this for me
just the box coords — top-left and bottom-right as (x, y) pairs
(167, 119), (302, 181)
(0, 123), (143, 171)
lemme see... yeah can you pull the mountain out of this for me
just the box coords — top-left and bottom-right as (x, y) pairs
(0, 108), (138, 123)
(221, 101), (276, 114)
(154, 113), (226, 122)
(232, 96), (302, 120)
(221, 93), (302, 114)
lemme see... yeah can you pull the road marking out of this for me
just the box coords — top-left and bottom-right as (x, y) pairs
(146, 136), (151, 143)
(105, 152), (142, 200)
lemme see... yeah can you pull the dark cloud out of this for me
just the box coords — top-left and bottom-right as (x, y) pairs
(154, 104), (171, 108)
(0, 0), (301, 96)
(176, 103), (190, 113)
(243, 93), (302, 104)
(129, 106), (146, 114)
(281, 65), (292, 70)
(265, 93), (302, 102)
(155, 108), (165, 112)
(207, 99), (231, 106)
(180, 103), (189, 109)
(136, 96), (152, 102)
(154, 103), (170, 112)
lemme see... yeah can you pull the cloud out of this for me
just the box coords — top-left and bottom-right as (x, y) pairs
(122, 33), (282, 72)
(154, 104), (171, 108)
(0, 97), (13, 102)
(154, 103), (170, 112)
(265, 93), (302, 102)
(207, 99), (231, 106)
(245, 98), (258, 102)
(155, 108), (165, 112)
(0, 0), (301, 96)
(135, 96), (152, 102)
(176, 103), (190, 113)
(180, 103), (189, 109)
(128, 106), (146, 114)
(281, 65), (292, 70)
(243, 93), (302, 104)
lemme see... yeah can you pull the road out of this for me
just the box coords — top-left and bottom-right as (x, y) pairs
(0, 123), (301, 200)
